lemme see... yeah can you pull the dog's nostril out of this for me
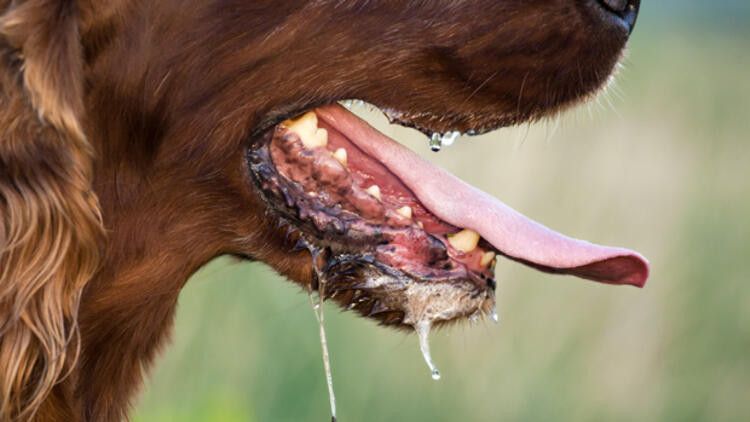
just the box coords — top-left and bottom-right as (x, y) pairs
(597, 0), (640, 32)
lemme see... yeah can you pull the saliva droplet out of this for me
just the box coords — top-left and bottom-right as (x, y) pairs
(491, 306), (499, 324)
(440, 131), (461, 147)
(416, 320), (441, 381)
(429, 133), (442, 152)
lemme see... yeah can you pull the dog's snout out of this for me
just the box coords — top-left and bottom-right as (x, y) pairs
(597, 0), (640, 33)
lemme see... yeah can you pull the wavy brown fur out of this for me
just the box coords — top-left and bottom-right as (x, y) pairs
(0, 1), (102, 420)
(0, 0), (633, 420)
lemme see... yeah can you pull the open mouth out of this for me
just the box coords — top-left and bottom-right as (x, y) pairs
(247, 102), (649, 329)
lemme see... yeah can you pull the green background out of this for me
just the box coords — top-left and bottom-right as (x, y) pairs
(135, 3), (750, 421)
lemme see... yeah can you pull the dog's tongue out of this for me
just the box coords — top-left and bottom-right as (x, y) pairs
(317, 105), (649, 287)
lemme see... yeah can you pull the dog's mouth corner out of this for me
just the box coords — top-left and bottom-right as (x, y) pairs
(247, 101), (649, 328)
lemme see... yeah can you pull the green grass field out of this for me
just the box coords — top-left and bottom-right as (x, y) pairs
(134, 8), (750, 422)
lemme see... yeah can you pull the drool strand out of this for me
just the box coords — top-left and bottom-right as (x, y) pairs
(415, 320), (441, 381)
(308, 247), (338, 421)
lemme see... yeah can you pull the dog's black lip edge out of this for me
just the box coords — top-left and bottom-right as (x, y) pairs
(247, 98), (513, 147)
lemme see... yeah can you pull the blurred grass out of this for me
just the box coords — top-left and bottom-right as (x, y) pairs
(134, 10), (750, 422)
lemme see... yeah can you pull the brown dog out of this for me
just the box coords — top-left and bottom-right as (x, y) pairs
(0, 0), (647, 420)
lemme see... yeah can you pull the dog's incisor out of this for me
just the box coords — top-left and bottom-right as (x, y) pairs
(0, 1), (645, 420)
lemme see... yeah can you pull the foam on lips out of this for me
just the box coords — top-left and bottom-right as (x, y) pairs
(315, 104), (650, 287)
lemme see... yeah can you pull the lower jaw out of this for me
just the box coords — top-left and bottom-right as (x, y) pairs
(246, 110), (497, 328)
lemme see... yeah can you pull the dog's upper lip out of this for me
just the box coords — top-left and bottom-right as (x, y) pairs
(316, 104), (650, 287)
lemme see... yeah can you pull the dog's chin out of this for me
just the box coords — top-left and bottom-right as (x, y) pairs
(246, 100), (648, 330)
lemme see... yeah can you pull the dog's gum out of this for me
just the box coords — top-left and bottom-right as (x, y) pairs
(266, 125), (497, 278)
(349, 188), (386, 220)
(313, 154), (348, 187)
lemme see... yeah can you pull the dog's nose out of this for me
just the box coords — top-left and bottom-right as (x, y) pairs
(597, 0), (640, 33)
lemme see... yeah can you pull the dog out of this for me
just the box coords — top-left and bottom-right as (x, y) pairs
(0, 0), (647, 420)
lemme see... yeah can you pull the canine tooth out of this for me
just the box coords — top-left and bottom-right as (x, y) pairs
(396, 206), (413, 219)
(283, 111), (317, 136)
(282, 111), (329, 149)
(304, 128), (328, 149)
(365, 185), (381, 200)
(333, 148), (348, 166)
(480, 251), (496, 267)
(448, 229), (480, 253)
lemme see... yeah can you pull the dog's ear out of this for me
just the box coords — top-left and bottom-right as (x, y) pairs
(0, 1), (103, 420)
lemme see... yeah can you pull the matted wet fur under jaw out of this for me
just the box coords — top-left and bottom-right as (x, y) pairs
(320, 256), (495, 329)
(0, 2), (103, 421)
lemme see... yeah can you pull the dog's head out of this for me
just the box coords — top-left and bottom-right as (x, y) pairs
(124, 0), (644, 327)
(1, 1), (646, 419)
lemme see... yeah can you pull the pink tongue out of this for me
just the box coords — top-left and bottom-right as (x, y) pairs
(316, 105), (649, 287)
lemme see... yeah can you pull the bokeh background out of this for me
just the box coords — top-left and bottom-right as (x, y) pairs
(135, 2), (750, 421)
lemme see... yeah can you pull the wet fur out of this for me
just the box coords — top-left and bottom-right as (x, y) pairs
(0, 1), (629, 420)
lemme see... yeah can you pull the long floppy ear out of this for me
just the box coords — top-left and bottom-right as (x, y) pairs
(0, 1), (103, 420)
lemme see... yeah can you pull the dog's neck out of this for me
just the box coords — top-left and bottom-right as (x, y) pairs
(75, 243), (200, 420)
(53, 197), (222, 420)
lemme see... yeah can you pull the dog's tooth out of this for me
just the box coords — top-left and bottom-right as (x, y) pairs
(283, 111), (317, 135)
(282, 111), (329, 149)
(333, 148), (348, 166)
(448, 229), (480, 253)
(365, 185), (381, 200)
(395, 205), (413, 219)
(480, 251), (496, 268)
(310, 128), (328, 148)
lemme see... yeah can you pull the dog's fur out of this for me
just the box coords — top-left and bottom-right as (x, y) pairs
(0, 1), (631, 420)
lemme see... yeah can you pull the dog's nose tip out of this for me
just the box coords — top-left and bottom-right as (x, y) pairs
(597, 0), (640, 33)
